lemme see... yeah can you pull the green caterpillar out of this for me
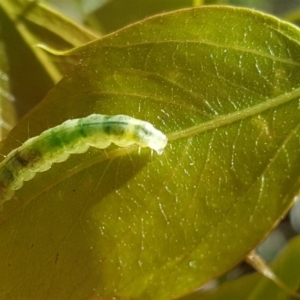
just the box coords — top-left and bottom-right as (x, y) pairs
(0, 114), (168, 205)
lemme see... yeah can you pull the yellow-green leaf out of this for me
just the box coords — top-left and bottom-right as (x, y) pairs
(0, 0), (98, 84)
(0, 6), (299, 300)
(94, 0), (196, 33)
(181, 236), (300, 299)
(0, 27), (17, 139)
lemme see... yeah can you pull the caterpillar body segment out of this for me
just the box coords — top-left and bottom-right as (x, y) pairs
(0, 114), (167, 204)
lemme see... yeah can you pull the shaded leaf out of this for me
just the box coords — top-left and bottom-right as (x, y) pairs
(1, 0), (97, 47)
(24, 1), (99, 45)
(0, 21), (17, 139)
(0, 0), (99, 119)
(0, 5), (53, 120)
(94, 0), (195, 33)
(49, 0), (109, 23)
(0, 6), (299, 300)
(0, 0), (98, 84)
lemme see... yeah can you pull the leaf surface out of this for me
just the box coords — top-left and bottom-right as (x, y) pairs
(0, 6), (299, 300)
(181, 236), (300, 300)
(95, 0), (195, 33)
(0, 25), (17, 139)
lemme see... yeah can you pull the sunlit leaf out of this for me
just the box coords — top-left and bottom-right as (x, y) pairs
(181, 236), (300, 299)
(0, 6), (299, 300)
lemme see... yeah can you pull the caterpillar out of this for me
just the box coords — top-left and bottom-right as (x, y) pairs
(0, 114), (168, 205)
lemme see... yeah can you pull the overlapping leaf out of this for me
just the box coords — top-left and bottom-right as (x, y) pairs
(181, 236), (300, 299)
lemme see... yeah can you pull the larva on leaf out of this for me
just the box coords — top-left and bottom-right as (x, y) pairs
(0, 114), (168, 205)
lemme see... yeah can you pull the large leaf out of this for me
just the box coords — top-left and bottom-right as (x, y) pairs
(0, 6), (300, 300)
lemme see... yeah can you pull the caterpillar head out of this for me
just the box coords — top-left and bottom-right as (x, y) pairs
(134, 121), (168, 155)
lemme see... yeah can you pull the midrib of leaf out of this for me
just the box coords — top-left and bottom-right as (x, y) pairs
(3, 87), (299, 220)
(168, 88), (300, 141)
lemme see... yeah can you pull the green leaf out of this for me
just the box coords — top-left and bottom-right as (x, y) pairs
(94, 0), (195, 33)
(0, 20), (17, 138)
(0, 0), (99, 119)
(0, 0), (98, 84)
(0, 6), (299, 300)
(0, 0), (97, 47)
(0, 4), (53, 120)
(181, 236), (300, 300)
